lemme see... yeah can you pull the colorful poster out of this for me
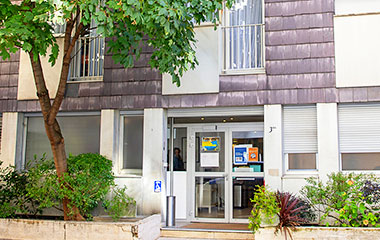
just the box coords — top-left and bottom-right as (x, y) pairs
(248, 147), (259, 162)
(234, 145), (248, 165)
(201, 137), (220, 152)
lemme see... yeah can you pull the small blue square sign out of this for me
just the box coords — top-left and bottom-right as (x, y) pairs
(154, 181), (162, 193)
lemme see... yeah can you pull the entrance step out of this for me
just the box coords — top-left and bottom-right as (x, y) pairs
(160, 223), (254, 240)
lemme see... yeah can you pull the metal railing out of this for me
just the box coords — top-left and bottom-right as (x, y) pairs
(69, 35), (104, 81)
(222, 23), (264, 71)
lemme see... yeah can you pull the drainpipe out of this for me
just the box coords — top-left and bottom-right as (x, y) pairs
(166, 117), (176, 227)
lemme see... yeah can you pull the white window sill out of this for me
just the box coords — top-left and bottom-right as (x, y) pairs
(67, 78), (103, 84)
(282, 171), (319, 179)
(221, 68), (265, 76)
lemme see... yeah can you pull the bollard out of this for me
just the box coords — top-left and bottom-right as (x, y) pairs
(166, 196), (176, 227)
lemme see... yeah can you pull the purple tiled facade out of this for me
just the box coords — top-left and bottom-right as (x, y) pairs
(1, 0), (380, 113)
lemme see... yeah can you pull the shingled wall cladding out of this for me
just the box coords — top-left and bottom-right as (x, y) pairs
(0, 52), (19, 112)
(2, 0), (380, 112)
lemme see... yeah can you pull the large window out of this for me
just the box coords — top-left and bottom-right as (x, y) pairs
(339, 104), (380, 171)
(121, 115), (144, 175)
(24, 115), (101, 165)
(222, 0), (264, 72)
(283, 105), (318, 171)
(69, 19), (104, 81)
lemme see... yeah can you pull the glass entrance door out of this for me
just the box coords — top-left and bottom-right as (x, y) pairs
(189, 127), (228, 222)
(229, 127), (264, 223)
(188, 123), (264, 223)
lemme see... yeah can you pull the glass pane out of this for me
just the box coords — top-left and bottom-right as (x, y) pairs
(233, 177), (263, 219)
(232, 131), (263, 173)
(25, 116), (100, 163)
(195, 177), (225, 218)
(288, 153), (316, 170)
(123, 116), (143, 170)
(342, 153), (380, 170)
(172, 128), (187, 171)
(195, 132), (225, 172)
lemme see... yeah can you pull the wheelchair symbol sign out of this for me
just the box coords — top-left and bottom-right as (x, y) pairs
(154, 181), (161, 193)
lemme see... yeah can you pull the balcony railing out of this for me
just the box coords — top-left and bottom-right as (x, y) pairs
(69, 35), (104, 81)
(222, 23), (264, 72)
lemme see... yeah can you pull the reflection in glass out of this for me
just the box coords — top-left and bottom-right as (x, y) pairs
(233, 177), (264, 219)
(288, 153), (316, 170)
(342, 153), (380, 170)
(195, 177), (225, 218)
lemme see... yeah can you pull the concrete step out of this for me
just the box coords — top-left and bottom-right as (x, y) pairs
(160, 229), (254, 240)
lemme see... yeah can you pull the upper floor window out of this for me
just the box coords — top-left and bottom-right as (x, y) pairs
(222, 0), (264, 73)
(69, 19), (104, 81)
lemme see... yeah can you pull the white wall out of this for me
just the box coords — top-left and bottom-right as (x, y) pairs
(142, 108), (167, 216)
(263, 105), (282, 190)
(317, 103), (340, 181)
(162, 25), (219, 95)
(335, 14), (380, 87)
(17, 38), (64, 100)
(0, 112), (23, 168)
(335, 0), (380, 15)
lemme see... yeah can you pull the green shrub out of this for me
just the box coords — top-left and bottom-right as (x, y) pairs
(301, 172), (380, 227)
(103, 186), (136, 221)
(0, 161), (40, 218)
(249, 185), (280, 233)
(26, 153), (115, 219)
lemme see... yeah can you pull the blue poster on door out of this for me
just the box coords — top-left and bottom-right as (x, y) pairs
(234, 146), (248, 165)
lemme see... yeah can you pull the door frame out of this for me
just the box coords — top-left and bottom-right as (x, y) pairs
(174, 122), (264, 223)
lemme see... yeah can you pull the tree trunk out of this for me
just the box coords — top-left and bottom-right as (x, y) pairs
(29, 52), (85, 221)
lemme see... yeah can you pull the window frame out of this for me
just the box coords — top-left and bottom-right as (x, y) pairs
(118, 111), (144, 177)
(338, 103), (380, 173)
(220, 0), (266, 75)
(68, 19), (104, 82)
(21, 112), (101, 170)
(282, 105), (319, 175)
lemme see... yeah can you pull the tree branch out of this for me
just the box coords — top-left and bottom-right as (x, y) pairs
(29, 51), (51, 121)
(48, 22), (83, 125)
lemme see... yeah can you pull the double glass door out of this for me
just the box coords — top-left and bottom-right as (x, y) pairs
(187, 123), (264, 223)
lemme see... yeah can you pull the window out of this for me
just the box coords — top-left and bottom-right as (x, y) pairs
(69, 19), (104, 81)
(283, 105), (318, 171)
(339, 104), (380, 171)
(52, 23), (66, 35)
(121, 115), (144, 175)
(222, 0), (264, 72)
(24, 115), (101, 165)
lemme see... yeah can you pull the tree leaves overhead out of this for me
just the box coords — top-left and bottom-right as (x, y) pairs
(0, 0), (234, 86)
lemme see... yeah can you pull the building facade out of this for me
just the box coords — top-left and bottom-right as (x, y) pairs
(1, 0), (380, 223)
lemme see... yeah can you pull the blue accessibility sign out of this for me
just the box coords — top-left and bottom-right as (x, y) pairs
(154, 181), (162, 193)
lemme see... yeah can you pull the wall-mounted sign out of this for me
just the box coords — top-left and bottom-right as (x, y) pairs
(154, 180), (161, 193)
(201, 137), (220, 152)
(248, 147), (259, 162)
(200, 152), (219, 167)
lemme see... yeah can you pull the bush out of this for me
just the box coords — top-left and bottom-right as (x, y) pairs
(26, 153), (115, 219)
(249, 185), (280, 233)
(301, 172), (380, 227)
(249, 186), (313, 239)
(103, 186), (136, 221)
(0, 161), (40, 218)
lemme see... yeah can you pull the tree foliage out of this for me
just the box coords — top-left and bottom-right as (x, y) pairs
(0, 0), (233, 85)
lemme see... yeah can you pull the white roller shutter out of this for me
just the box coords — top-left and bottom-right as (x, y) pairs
(283, 105), (318, 153)
(168, 106), (264, 117)
(339, 104), (380, 152)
